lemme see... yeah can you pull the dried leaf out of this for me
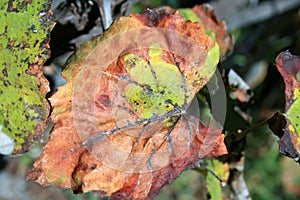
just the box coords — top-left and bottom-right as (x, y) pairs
(176, 4), (234, 58)
(269, 51), (300, 162)
(27, 9), (228, 199)
(0, 0), (53, 153)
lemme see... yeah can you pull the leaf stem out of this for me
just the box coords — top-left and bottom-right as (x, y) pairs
(192, 167), (225, 185)
(243, 118), (269, 135)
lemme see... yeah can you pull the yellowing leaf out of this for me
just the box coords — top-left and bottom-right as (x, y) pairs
(269, 51), (300, 163)
(27, 7), (229, 199)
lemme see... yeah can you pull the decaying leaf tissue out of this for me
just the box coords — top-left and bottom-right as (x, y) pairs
(26, 5), (232, 199)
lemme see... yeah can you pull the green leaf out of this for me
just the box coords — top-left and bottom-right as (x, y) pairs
(0, 0), (53, 153)
(206, 159), (229, 200)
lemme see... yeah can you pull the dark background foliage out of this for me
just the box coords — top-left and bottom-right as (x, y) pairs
(1, 0), (300, 199)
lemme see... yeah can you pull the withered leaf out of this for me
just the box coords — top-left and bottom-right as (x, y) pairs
(164, 4), (234, 59)
(27, 8), (228, 199)
(268, 51), (300, 163)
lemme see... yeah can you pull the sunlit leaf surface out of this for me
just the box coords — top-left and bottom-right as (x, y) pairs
(27, 6), (230, 199)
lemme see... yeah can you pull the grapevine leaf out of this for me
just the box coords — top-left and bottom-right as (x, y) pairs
(0, 0), (53, 153)
(269, 51), (300, 163)
(206, 159), (229, 200)
(27, 8), (228, 199)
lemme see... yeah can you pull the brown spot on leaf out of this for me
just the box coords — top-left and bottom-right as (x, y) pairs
(95, 94), (111, 110)
(2, 68), (8, 77)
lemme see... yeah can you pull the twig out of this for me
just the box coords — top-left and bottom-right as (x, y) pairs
(230, 118), (269, 142)
(211, 0), (300, 31)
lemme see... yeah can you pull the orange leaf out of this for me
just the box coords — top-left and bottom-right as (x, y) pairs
(27, 9), (228, 199)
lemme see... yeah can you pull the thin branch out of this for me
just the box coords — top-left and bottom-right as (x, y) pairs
(211, 0), (300, 31)
(230, 118), (269, 142)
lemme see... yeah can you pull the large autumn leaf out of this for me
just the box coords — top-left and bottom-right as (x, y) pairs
(0, 0), (52, 154)
(268, 51), (300, 163)
(27, 7), (228, 199)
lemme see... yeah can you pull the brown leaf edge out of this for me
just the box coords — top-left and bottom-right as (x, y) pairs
(268, 112), (299, 163)
(191, 4), (234, 59)
(27, 116), (226, 199)
(163, 4), (234, 59)
(23, 19), (54, 153)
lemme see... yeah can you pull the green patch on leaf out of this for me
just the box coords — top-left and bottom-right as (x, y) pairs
(286, 89), (300, 143)
(203, 44), (220, 77)
(178, 9), (202, 23)
(125, 43), (186, 120)
(178, 8), (216, 40)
